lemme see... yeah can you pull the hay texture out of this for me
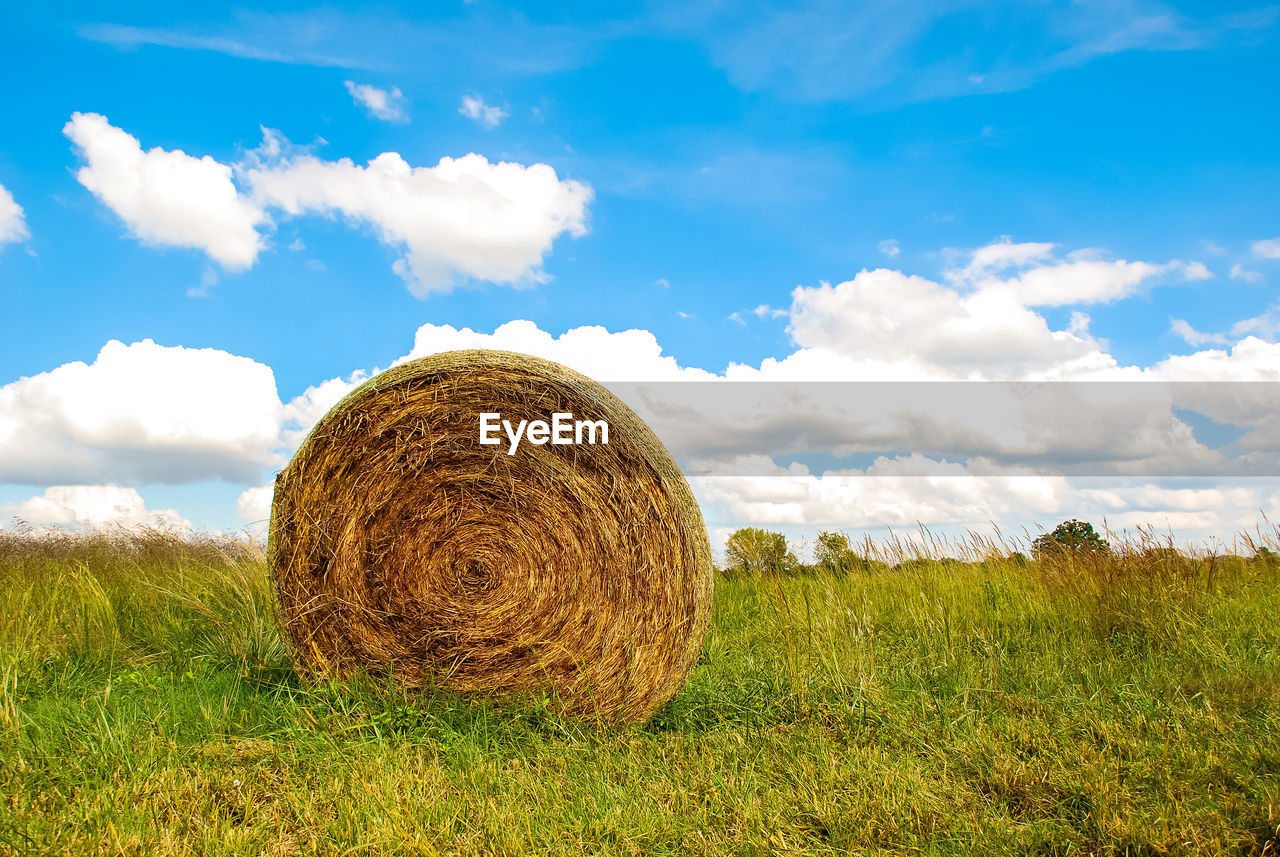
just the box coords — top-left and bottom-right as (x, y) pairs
(269, 350), (713, 723)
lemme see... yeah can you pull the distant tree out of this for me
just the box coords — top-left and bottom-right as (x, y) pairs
(1008, 551), (1030, 567)
(815, 531), (864, 574)
(1031, 519), (1110, 561)
(1252, 546), (1279, 568)
(724, 528), (795, 577)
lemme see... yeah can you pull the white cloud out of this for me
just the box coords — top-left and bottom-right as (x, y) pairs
(263, 236), (1280, 500)
(1170, 318), (1228, 346)
(459, 94), (508, 129)
(280, 369), (372, 448)
(877, 238), (899, 257)
(13, 230), (1279, 537)
(63, 114), (591, 295)
(0, 339), (282, 485)
(270, 320), (716, 449)
(779, 268), (1111, 380)
(949, 238), (1055, 282)
(205, 296), (1266, 538)
(344, 81), (408, 122)
(1229, 306), (1280, 341)
(694, 458), (1072, 528)
(236, 483), (274, 523)
(1007, 258), (1173, 306)
(1230, 263), (1263, 283)
(1168, 303), (1280, 350)
(401, 320), (715, 382)
(303, 315), (1220, 482)
(1152, 335), (1280, 380)
(0, 183), (29, 246)
(63, 112), (266, 269)
(244, 130), (592, 294)
(692, 463), (1272, 544)
(1253, 237), (1280, 259)
(2, 486), (190, 532)
(946, 237), (1209, 307)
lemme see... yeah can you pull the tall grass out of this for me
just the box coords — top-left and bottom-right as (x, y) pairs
(0, 525), (1276, 855)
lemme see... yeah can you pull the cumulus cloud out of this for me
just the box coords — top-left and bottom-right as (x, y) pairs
(1253, 237), (1280, 259)
(266, 234), (1278, 478)
(778, 268), (1111, 380)
(236, 483), (274, 523)
(0, 183), (29, 246)
(2, 486), (190, 531)
(276, 313), (1235, 485)
(459, 94), (508, 129)
(1155, 335), (1280, 381)
(0, 339), (282, 485)
(695, 457), (1072, 528)
(63, 114), (592, 295)
(244, 130), (591, 293)
(64, 112), (267, 269)
(280, 369), (372, 448)
(692, 459), (1274, 542)
(11, 233), (1274, 538)
(737, 240), (1212, 381)
(877, 238), (899, 257)
(344, 81), (408, 122)
(401, 320), (714, 382)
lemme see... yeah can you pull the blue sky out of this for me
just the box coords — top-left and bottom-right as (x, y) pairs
(2, 1), (1279, 549)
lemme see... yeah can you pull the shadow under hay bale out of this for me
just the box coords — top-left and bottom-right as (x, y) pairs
(269, 350), (714, 723)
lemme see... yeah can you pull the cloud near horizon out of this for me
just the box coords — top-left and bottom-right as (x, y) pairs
(2, 485), (191, 532)
(5, 237), (1277, 543)
(0, 339), (282, 486)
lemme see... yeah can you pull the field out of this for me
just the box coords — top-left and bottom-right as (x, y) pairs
(0, 527), (1277, 856)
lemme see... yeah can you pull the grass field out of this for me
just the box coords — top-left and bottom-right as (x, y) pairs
(0, 527), (1277, 856)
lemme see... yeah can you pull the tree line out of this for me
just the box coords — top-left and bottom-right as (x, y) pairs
(720, 519), (1280, 578)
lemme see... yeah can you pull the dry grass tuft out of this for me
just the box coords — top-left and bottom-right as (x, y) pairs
(269, 349), (714, 723)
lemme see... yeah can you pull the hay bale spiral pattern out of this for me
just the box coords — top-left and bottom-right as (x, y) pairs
(269, 350), (713, 723)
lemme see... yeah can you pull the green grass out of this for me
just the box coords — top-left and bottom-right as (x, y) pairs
(0, 528), (1277, 855)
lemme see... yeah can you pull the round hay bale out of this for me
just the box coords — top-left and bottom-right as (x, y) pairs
(269, 349), (713, 723)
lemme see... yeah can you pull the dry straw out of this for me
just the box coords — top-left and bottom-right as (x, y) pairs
(269, 350), (713, 723)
